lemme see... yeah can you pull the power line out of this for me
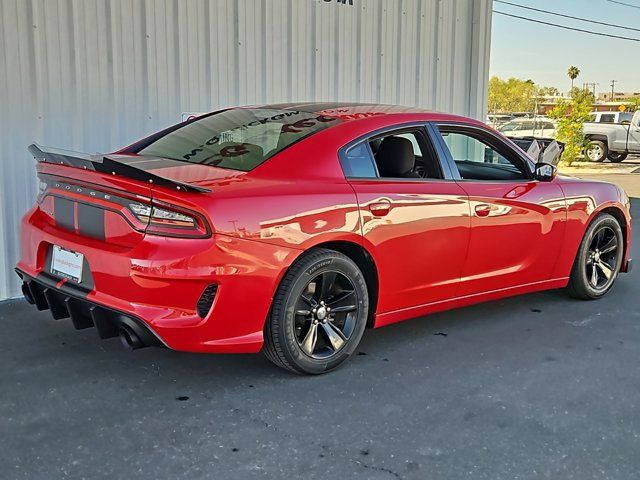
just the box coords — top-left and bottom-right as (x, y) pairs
(607, 0), (640, 9)
(495, 0), (640, 33)
(493, 11), (640, 42)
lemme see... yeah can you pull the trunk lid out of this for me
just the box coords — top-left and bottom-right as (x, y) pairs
(31, 145), (217, 247)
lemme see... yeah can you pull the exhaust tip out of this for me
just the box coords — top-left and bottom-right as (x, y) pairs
(119, 325), (145, 350)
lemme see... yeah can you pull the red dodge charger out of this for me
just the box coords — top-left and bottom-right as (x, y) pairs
(16, 103), (632, 374)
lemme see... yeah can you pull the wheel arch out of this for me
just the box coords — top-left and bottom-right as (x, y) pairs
(275, 240), (379, 328)
(584, 134), (609, 144)
(311, 240), (379, 328)
(598, 205), (629, 260)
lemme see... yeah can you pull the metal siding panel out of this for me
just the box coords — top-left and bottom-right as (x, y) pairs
(0, 0), (491, 300)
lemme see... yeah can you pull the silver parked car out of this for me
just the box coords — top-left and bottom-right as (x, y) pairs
(497, 117), (556, 139)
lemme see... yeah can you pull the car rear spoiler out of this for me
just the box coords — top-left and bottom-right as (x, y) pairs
(27, 143), (210, 193)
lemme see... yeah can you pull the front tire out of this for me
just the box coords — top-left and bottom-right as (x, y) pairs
(607, 152), (628, 163)
(567, 213), (624, 300)
(263, 249), (369, 374)
(586, 140), (608, 162)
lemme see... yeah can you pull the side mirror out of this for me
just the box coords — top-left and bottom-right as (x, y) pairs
(534, 162), (557, 182)
(621, 120), (631, 125)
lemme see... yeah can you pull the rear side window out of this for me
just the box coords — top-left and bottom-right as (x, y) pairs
(341, 143), (377, 178)
(340, 127), (443, 180)
(600, 114), (615, 123)
(135, 108), (341, 171)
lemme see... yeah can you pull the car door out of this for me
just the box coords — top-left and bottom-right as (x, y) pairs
(340, 125), (471, 316)
(627, 112), (640, 151)
(431, 123), (567, 297)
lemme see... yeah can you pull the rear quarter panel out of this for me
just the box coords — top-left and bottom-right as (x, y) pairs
(553, 176), (631, 278)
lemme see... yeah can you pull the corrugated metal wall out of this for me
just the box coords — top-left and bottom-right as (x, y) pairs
(0, 0), (492, 300)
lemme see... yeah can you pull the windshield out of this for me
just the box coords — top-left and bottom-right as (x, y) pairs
(498, 122), (520, 132)
(136, 108), (341, 171)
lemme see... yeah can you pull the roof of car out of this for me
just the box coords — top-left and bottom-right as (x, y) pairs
(252, 102), (429, 115)
(239, 102), (481, 128)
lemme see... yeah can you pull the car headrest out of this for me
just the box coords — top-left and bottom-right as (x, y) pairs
(376, 137), (415, 177)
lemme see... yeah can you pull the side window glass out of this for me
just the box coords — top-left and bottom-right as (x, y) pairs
(438, 128), (528, 181)
(441, 132), (510, 165)
(600, 114), (615, 123)
(369, 129), (443, 179)
(341, 142), (377, 178)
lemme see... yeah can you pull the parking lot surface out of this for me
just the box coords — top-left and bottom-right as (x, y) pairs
(1, 186), (638, 480)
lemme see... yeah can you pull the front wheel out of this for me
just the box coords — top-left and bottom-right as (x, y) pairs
(263, 249), (369, 374)
(567, 213), (624, 300)
(607, 152), (628, 163)
(585, 140), (608, 162)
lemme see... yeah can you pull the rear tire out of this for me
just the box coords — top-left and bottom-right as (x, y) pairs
(566, 213), (624, 300)
(607, 152), (628, 163)
(586, 140), (608, 162)
(263, 248), (369, 374)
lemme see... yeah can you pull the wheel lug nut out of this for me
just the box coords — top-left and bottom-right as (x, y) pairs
(313, 320), (318, 325)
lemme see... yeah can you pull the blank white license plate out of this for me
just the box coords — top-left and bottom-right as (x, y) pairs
(51, 245), (84, 283)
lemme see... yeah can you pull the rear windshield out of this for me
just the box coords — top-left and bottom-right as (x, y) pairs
(619, 112), (634, 123)
(136, 108), (340, 171)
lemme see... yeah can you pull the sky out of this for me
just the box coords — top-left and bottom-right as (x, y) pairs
(490, 0), (640, 95)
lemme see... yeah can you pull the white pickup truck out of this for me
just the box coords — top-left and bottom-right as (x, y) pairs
(584, 110), (640, 162)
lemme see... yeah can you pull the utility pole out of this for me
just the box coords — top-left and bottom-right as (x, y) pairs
(584, 82), (599, 98)
(610, 80), (617, 101)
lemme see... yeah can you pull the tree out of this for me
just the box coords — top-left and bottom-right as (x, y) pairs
(567, 66), (580, 90)
(624, 97), (640, 112)
(487, 76), (538, 113)
(548, 88), (593, 166)
(538, 86), (560, 97)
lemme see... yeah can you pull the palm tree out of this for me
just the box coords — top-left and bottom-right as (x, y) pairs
(567, 66), (580, 91)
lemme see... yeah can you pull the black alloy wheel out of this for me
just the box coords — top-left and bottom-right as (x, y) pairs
(263, 249), (369, 374)
(294, 271), (358, 359)
(567, 213), (624, 299)
(584, 226), (619, 291)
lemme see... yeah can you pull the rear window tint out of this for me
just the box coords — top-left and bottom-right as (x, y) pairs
(136, 108), (341, 171)
(341, 142), (377, 178)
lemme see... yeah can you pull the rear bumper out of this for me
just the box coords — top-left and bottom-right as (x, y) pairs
(16, 269), (165, 347)
(17, 207), (301, 353)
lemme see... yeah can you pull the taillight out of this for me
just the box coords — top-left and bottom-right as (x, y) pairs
(127, 200), (210, 238)
(37, 175), (211, 239)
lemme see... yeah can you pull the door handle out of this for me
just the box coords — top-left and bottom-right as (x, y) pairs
(474, 204), (492, 217)
(369, 200), (391, 216)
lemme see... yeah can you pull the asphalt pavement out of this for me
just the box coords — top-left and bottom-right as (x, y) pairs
(1, 184), (639, 480)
